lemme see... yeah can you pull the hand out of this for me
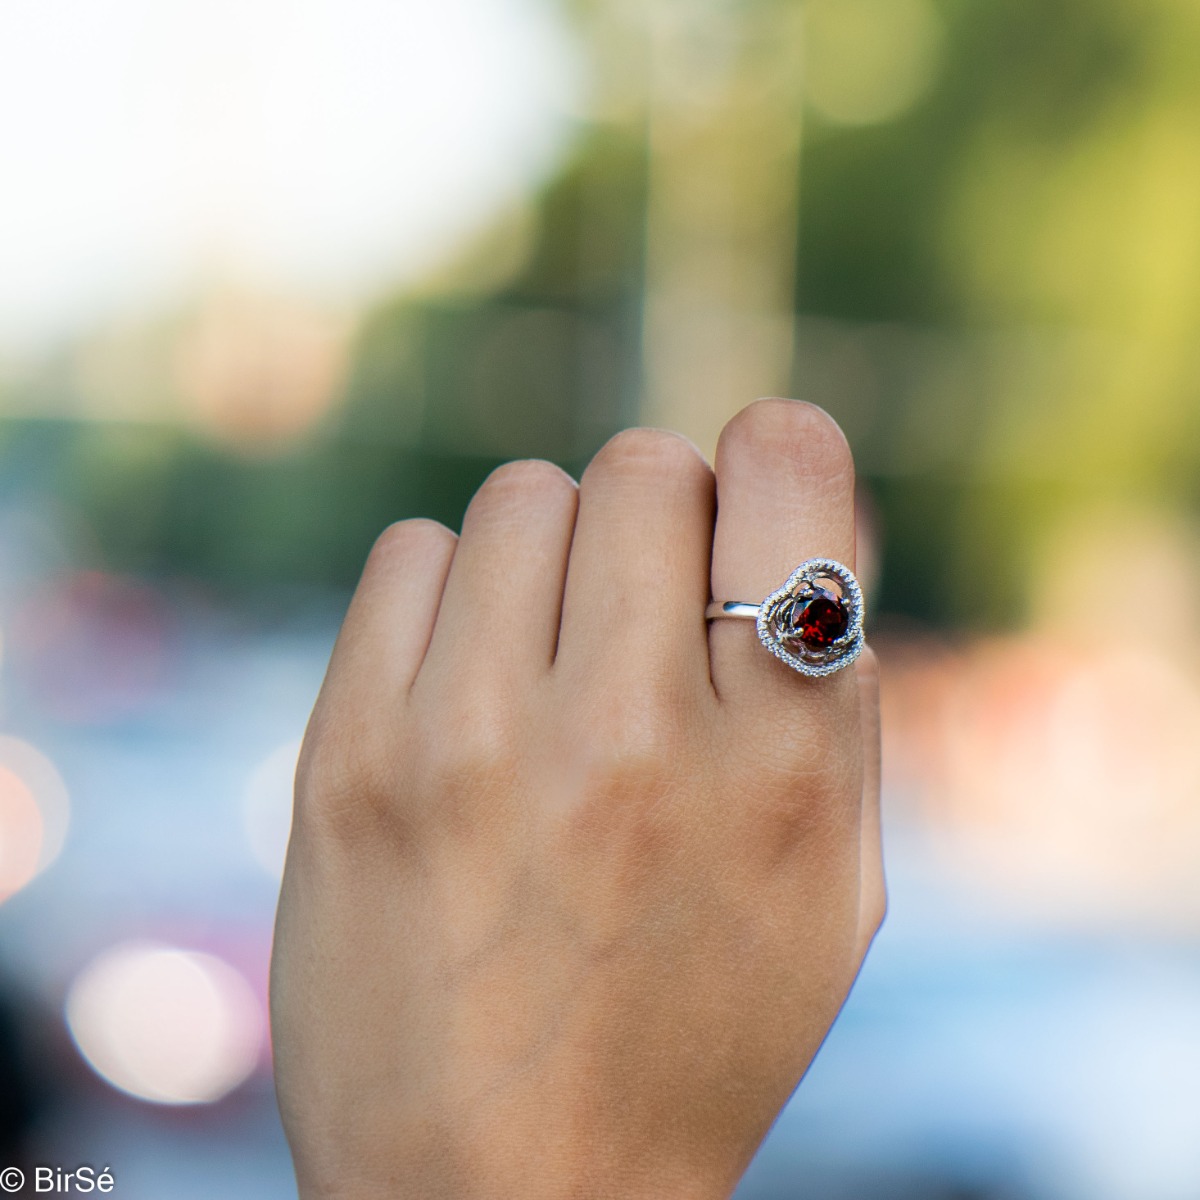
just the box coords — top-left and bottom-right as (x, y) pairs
(270, 399), (885, 1200)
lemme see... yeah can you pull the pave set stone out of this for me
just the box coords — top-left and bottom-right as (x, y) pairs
(756, 558), (864, 678)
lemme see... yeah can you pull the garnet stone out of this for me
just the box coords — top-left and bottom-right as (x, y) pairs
(787, 586), (849, 649)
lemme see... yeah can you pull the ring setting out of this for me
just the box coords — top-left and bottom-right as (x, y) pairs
(706, 558), (864, 677)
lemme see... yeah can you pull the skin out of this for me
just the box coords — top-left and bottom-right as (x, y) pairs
(270, 398), (885, 1200)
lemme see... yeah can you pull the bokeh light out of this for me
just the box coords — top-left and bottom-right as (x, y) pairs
(172, 290), (353, 451)
(10, 572), (171, 724)
(923, 638), (1200, 923)
(877, 507), (1200, 927)
(0, 0), (578, 353)
(803, 0), (943, 127)
(0, 765), (42, 903)
(0, 736), (70, 902)
(243, 739), (301, 879)
(65, 943), (263, 1105)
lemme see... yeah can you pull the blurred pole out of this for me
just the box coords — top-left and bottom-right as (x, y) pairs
(639, 0), (805, 456)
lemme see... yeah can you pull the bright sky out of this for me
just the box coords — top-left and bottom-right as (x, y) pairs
(0, 0), (580, 353)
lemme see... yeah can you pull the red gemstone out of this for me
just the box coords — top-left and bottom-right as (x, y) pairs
(788, 587), (849, 649)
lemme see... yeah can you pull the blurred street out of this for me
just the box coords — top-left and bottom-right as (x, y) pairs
(4, 0), (1200, 1195)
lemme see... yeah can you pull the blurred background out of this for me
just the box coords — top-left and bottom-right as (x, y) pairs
(2, 0), (1200, 1196)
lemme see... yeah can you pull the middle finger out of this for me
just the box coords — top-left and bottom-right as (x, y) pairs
(554, 429), (716, 699)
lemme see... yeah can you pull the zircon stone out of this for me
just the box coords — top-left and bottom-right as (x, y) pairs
(788, 586), (849, 649)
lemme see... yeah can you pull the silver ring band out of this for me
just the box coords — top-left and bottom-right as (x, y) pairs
(707, 557), (865, 678)
(704, 601), (761, 620)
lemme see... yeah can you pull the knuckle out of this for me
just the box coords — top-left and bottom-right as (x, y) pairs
(739, 739), (860, 856)
(554, 697), (688, 832)
(561, 738), (682, 855)
(471, 458), (576, 518)
(293, 741), (350, 823)
(718, 398), (855, 493)
(425, 698), (519, 803)
(589, 427), (709, 483)
(293, 724), (399, 841)
(602, 713), (682, 776)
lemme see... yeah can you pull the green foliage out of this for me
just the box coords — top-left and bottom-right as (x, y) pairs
(10, 0), (1200, 627)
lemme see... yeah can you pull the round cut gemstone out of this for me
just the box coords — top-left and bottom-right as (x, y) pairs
(787, 586), (849, 649)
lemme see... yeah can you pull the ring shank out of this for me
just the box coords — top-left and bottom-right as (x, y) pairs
(705, 601), (761, 621)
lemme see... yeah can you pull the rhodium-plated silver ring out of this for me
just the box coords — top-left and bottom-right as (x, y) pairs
(706, 557), (864, 678)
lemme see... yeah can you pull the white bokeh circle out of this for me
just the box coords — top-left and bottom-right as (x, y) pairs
(0, 0), (580, 350)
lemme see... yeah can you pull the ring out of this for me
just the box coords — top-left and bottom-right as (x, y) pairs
(706, 558), (865, 677)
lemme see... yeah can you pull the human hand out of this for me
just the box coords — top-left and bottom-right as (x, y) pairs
(270, 399), (884, 1200)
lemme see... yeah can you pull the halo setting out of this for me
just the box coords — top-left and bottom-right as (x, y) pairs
(754, 558), (864, 677)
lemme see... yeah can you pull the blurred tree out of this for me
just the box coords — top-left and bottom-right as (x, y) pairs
(5, 0), (1200, 631)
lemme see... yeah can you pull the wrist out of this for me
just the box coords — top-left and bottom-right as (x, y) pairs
(291, 1121), (740, 1200)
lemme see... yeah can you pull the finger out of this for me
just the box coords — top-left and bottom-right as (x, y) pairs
(854, 647), (886, 961)
(309, 519), (457, 734)
(555, 428), (715, 696)
(709, 399), (858, 708)
(416, 460), (578, 691)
